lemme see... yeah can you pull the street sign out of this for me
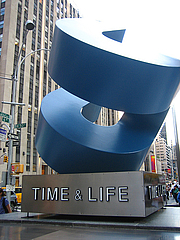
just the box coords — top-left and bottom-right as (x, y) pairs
(6, 140), (20, 147)
(6, 185), (15, 192)
(0, 112), (11, 123)
(12, 141), (20, 147)
(7, 133), (19, 140)
(0, 112), (10, 118)
(2, 117), (10, 123)
(14, 123), (26, 128)
(0, 128), (7, 142)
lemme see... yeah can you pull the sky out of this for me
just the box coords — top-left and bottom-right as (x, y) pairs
(70, 0), (180, 145)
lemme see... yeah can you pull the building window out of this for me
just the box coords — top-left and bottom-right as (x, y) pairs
(39, 9), (42, 20)
(43, 70), (47, 97)
(31, 55), (34, 63)
(35, 86), (39, 108)
(0, 15), (4, 21)
(1, 2), (5, 8)
(33, 139), (37, 172)
(17, 106), (22, 124)
(34, 3), (37, 15)
(37, 42), (41, 49)
(34, 112), (38, 134)
(27, 110), (32, 133)
(29, 75), (33, 105)
(15, 146), (20, 163)
(26, 134), (31, 172)
(31, 37), (35, 50)
(25, 0), (29, 8)
(48, 77), (51, 93)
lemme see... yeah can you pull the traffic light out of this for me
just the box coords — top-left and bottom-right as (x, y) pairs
(3, 156), (8, 163)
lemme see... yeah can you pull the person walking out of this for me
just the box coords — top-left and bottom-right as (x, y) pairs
(0, 188), (12, 214)
(172, 185), (179, 203)
(176, 186), (180, 206)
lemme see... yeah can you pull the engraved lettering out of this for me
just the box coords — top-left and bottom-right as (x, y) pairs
(32, 187), (40, 201)
(146, 185), (164, 200)
(60, 187), (69, 201)
(106, 187), (115, 202)
(118, 186), (129, 202)
(47, 187), (59, 201)
(88, 187), (97, 202)
(99, 187), (103, 202)
(42, 187), (45, 201)
(148, 186), (152, 200)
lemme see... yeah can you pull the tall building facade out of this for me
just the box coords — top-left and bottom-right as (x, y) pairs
(96, 107), (122, 126)
(171, 142), (178, 180)
(0, 0), (79, 186)
(155, 124), (173, 180)
(140, 121), (179, 182)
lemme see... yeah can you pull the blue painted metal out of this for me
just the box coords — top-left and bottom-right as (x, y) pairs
(35, 19), (180, 174)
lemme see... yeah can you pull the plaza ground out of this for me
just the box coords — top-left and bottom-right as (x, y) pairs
(0, 196), (179, 239)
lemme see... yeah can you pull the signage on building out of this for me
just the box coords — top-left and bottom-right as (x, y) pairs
(22, 171), (166, 217)
(151, 155), (156, 172)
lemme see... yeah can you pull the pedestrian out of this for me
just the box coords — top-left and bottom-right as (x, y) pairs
(166, 183), (170, 200)
(170, 182), (175, 197)
(173, 185), (179, 203)
(0, 188), (12, 214)
(176, 186), (180, 206)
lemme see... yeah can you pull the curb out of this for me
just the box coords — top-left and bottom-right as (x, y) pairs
(0, 215), (179, 232)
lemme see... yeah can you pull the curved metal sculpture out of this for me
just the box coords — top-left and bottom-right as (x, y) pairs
(35, 19), (180, 174)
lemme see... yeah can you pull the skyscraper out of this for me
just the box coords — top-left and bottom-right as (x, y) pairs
(0, 0), (79, 186)
(155, 124), (172, 180)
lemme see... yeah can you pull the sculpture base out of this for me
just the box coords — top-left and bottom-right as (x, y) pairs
(22, 171), (166, 217)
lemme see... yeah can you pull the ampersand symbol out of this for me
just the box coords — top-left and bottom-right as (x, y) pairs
(74, 189), (83, 201)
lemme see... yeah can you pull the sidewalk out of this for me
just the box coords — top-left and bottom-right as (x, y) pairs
(0, 203), (179, 231)
(166, 195), (180, 207)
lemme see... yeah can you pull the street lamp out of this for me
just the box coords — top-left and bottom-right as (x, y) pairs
(2, 47), (50, 204)
(25, 20), (35, 31)
(3, 20), (35, 204)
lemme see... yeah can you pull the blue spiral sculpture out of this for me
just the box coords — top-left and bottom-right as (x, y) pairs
(35, 19), (180, 174)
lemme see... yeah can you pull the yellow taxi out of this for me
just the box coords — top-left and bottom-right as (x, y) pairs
(15, 187), (22, 204)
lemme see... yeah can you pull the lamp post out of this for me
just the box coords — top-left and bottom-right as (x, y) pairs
(3, 20), (35, 204)
(2, 47), (50, 205)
